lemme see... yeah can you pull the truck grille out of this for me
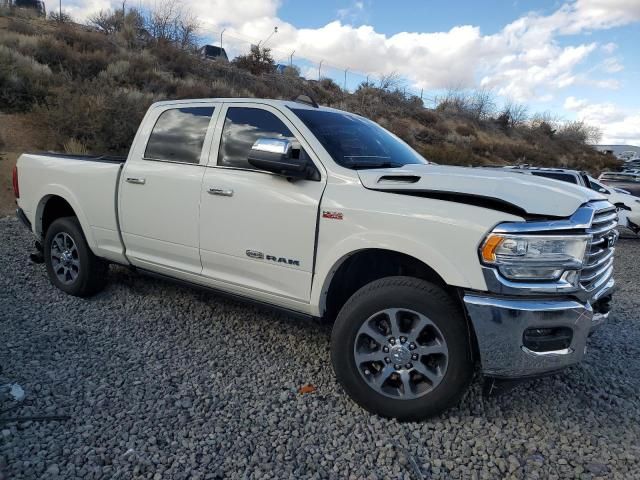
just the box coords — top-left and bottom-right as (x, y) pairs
(581, 205), (617, 293)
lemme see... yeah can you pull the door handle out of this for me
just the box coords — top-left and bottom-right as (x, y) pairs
(208, 187), (234, 197)
(126, 177), (146, 185)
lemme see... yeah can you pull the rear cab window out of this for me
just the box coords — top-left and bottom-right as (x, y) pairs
(144, 107), (215, 164)
(529, 171), (578, 184)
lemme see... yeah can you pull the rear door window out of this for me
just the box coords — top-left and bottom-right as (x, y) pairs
(145, 107), (215, 164)
(217, 107), (298, 170)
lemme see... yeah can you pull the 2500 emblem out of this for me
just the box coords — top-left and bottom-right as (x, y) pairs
(246, 250), (300, 267)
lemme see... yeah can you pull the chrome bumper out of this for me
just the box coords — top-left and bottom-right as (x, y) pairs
(463, 279), (613, 378)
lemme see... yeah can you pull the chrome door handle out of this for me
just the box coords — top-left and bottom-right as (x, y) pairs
(208, 187), (234, 197)
(126, 177), (146, 185)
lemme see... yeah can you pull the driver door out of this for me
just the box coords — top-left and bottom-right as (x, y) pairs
(199, 103), (326, 304)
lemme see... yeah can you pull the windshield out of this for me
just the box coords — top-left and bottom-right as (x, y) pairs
(291, 108), (428, 169)
(587, 177), (610, 194)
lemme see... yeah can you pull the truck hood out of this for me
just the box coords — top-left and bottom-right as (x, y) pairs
(357, 164), (604, 218)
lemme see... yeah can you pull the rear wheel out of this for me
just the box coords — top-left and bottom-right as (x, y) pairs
(331, 276), (473, 420)
(44, 216), (107, 297)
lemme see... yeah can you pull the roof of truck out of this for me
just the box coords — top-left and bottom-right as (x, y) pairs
(149, 97), (340, 112)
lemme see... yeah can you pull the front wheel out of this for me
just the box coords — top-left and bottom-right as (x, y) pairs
(44, 216), (108, 297)
(331, 276), (473, 421)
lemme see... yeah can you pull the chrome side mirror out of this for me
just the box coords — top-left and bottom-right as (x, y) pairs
(248, 137), (311, 179)
(251, 138), (292, 156)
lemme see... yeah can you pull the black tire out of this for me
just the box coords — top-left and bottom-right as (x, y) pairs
(44, 216), (107, 297)
(331, 276), (473, 421)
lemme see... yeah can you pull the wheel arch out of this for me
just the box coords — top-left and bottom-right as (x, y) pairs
(319, 248), (453, 321)
(35, 191), (97, 252)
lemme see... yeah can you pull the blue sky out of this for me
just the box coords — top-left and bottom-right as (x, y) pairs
(70, 0), (640, 144)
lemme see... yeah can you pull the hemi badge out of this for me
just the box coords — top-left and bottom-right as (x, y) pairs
(322, 211), (343, 220)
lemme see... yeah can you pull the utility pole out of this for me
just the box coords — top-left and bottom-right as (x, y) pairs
(289, 50), (295, 66)
(261, 26), (278, 48)
(366, 74), (370, 85)
(344, 68), (349, 91)
(420, 88), (423, 100)
(59, 0), (61, 20)
(220, 28), (226, 49)
(318, 60), (323, 80)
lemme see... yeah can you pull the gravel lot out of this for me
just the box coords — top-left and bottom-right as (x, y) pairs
(1, 216), (639, 480)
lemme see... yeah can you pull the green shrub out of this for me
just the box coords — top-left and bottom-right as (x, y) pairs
(0, 45), (52, 111)
(44, 81), (153, 153)
(7, 17), (37, 35)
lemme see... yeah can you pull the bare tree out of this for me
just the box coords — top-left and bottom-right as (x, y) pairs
(144, 0), (200, 49)
(378, 71), (404, 91)
(496, 100), (528, 129)
(435, 88), (470, 116)
(88, 9), (123, 33)
(469, 89), (496, 121)
(557, 121), (602, 145)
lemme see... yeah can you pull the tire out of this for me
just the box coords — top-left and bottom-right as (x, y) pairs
(44, 216), (107, 297)
(331, 276), (473, 421)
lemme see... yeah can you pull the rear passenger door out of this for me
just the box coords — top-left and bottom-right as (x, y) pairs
(119, 103), (219, 274)
(199, 103), (326, 304)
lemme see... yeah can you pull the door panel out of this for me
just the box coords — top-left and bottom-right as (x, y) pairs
(120, 161), (205, 272)
(199, 104), (325, 302)
(119, 104), (218, 273)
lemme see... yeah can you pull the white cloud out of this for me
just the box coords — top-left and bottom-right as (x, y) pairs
(69, 0), (639, 103)
(601, 42), (618, 54)
(337, 1), (366, 24)
(602, 57), (624, 73)
(564, 96), (640, 145)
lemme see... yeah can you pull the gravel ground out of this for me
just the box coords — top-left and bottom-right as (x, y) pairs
(1, 216), (639, 480)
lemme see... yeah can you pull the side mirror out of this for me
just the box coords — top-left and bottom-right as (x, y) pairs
(248, 138), (311, 179)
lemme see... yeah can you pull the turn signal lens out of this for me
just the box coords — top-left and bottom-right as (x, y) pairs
(481, 234), (503, 262)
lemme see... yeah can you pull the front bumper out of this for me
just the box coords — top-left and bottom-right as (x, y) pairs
(463, 279), (613, 378)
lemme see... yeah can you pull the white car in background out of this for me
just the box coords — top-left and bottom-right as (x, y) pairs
(498, 166), (640, 236)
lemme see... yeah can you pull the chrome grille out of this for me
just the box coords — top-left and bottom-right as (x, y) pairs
(581, 205), (617, 293)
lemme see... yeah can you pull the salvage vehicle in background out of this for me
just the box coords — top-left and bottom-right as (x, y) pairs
(499, 166), (640, 236)
(13, 97), (616, 420)
(599, 172), (640, 197)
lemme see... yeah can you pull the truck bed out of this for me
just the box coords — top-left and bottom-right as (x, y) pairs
(16, 152), (127, 263)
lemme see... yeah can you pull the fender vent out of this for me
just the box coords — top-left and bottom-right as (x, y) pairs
(377, 175), (421, 184)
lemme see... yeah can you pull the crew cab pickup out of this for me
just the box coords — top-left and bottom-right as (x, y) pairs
(14, 97), (617, 420)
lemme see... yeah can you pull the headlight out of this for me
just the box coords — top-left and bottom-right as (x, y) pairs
(480, 234), (589, 281)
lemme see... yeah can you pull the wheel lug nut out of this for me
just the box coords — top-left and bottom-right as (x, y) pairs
(382, 346), (389, 353)
(394, 364), (401, 370)
(400, 336), (407, 343)
(409, 343), (416, 350)
(389, 338), (396, 345)
(405, 363), (412, 369)
(411, 354), (418, 360)
(385, 357), (391, 364)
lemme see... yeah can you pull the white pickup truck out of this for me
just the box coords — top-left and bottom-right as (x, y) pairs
(14, 97), (617, 420)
